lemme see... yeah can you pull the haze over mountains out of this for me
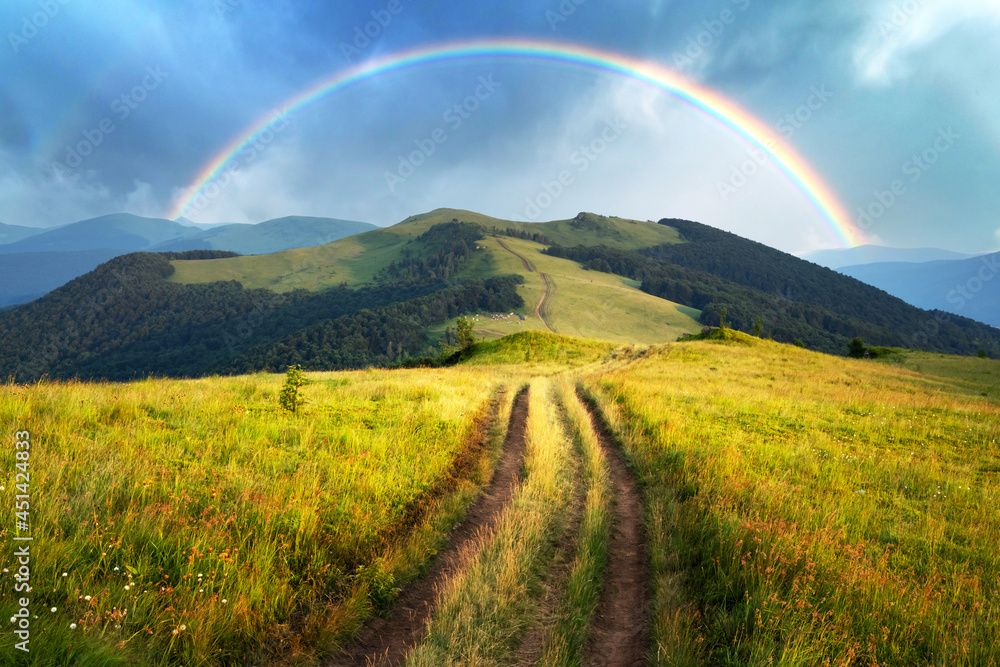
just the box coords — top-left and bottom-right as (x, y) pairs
(802, 245), (979, 271)
(838, 255), (1000, 328)
(802, 245), (1000, 328)
(0, 214), (375, 307)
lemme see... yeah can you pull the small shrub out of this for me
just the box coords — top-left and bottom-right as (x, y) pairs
(848, 337), (868, 359)
(279, 364), (306, 414)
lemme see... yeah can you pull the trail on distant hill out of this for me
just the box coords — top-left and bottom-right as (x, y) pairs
(578, 388), (651, 666)
(327, 388), (530, 667)
(536, 272), (554, 333)
(495, 238), (555, 333)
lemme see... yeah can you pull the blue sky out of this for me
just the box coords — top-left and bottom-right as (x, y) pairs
(1, 0), (998, 254)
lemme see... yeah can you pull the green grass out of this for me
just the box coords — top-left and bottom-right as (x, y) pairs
(463, 331), (614, 368)
(585, 337), (1000, 665)
(0, 368), (511, 665)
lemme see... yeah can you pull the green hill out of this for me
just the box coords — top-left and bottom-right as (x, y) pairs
(169, 209), (699, 345)
(168, 209), (682, 292)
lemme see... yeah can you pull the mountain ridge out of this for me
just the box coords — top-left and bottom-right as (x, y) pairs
(0, 213), (376, 308)
(1, 209), (996, 382)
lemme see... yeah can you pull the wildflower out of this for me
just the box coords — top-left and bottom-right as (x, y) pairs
(222, 599), (227, 604)
(124, 585), (130, 591)
(70, 623), (77, 629)
(51, 607), (57, 612)
(84, 595), (91, 601)
(114, 567), (120, 572)
(62, 572), (68, 577)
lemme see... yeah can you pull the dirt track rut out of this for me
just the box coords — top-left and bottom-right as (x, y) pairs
(326, 388), (530, 667)
(579, 389), (651, 667)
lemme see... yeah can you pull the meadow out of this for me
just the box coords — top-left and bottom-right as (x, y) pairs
(0, 368), (516, 665)
(2, 329), (998, 665)
(584, 330), (1000, 665)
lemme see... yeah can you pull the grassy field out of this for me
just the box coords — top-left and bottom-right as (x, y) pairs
(584, 330), (1000, 665)
(3, 329), (999, 665)
(0, 368), (515, 665)
(430, 235), (701, 345)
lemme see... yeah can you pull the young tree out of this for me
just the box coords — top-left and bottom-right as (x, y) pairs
(456, 316), (476, 351)
(719, 307), (729, 330)
(979, 349), (989, 359)
(279, 364), (306, 414)
(848, 337), (868, 359)
(751, 316), (764, 338)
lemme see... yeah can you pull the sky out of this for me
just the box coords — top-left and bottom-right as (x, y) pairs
(1, 0), (998, 255)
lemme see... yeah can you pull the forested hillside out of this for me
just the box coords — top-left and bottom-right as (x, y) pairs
(0, 247), (522, 381)
(545, 218), (1000, 357)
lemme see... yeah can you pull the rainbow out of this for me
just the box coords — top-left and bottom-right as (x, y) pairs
(168, 38), (863, 247)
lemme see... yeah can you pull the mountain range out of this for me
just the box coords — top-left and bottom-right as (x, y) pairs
(802, 244), (978, 271)
(0, 214), (375, 307)
(839, 255), (1000, 328)
(1, 208), (996, 382)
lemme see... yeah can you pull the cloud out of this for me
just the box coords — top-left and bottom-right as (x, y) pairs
(0, 150), (173, 227)
(853, 0), (1000, 85)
